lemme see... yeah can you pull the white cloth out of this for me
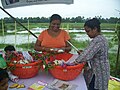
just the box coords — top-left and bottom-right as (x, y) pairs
(8, 72), (87, 90)
(7, 71), (19, 83)
(66, 54), (79, 63)
(22, 51), (33, 61)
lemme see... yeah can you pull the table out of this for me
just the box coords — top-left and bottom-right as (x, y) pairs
(8, 71), (87, 90)
(8, 54), (87, 90)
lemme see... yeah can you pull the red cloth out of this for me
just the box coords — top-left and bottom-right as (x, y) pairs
(8, 51), (24, 62)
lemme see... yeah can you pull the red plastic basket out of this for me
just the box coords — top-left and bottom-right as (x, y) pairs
(8, 61), (42, 79)
(47, 53), (85, 80)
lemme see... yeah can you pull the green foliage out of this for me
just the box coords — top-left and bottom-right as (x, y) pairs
(16, 43), (35, 51)
(1, 16), (119, 23)
(31, 52), (54, 73)
(101, 23), (116, 30)
(69, 33), (89, 49)
(109, 53), (120, 78)
(111, 20), (120, 43)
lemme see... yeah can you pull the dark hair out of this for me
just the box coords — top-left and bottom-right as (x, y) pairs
(4, 45), (16, 52)
(84, 18), (101, 32)
(0, 68), (8, 81)
(50, 14), (62, 23)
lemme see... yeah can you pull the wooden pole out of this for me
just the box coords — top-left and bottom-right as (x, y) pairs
(2, 19), (5, 44)
(27, 19), (30, 49)
(14, 21), (17, 48)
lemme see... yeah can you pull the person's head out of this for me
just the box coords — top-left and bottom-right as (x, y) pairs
(4, 45), (16, 54)
(84, 18), (101, 38)
(0, 69), (9, 90)
(49, 14), (62, 32)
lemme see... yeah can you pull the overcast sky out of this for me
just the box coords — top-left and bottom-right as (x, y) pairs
(0, 0), (120, 19)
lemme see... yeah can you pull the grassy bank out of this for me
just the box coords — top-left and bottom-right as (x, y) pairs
(0, 23), (116, 32)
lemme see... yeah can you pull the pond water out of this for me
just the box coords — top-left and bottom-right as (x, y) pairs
(0, 29), (117, 53)
(0, 34), (38, 44)
(0, 33), (114, 44)
(0, 29), (114, 44)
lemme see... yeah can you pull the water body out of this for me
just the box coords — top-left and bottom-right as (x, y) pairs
(0, 29), (114, 44)
(0, 29), (117, 53)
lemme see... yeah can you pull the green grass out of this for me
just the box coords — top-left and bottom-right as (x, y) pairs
(109, 53), (120, 78)
(0, 23), (116, 31)
(101, 23), (116, 30)
(69, 33), (89, 49)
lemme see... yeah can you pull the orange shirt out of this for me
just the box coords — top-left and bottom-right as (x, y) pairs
(38, 29), (70, 48)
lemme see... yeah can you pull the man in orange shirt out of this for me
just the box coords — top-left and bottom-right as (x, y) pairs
(34, 14), (71, 53)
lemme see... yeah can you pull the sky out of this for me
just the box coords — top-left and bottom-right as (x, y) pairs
(0, 0), (120, 19)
